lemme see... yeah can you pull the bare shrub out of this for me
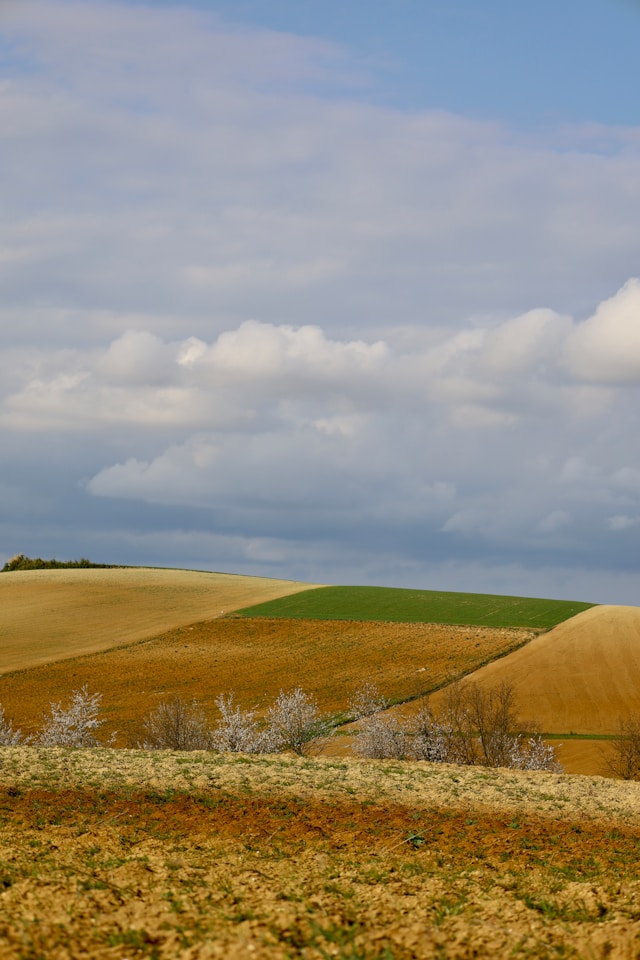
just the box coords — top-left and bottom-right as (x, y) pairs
(138, 696), (213, 751)
(414, 681), (562, 772)
(37, 685), (114, 748)
(266, 688), (335, 756)
(211, 692), (279, 754)
(434, 681), (483, 765)
(0, 704), (26, 746)
(604, 715), (640, 780)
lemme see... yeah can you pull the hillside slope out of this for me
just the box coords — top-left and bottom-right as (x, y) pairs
(0, 568), (318, 673)
(436, 605), (640, 735)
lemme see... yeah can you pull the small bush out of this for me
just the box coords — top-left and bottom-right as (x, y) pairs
(0, 704), (26, 746)
(605, 715), (640, 780)
(37, 686), (114, 748)
(512, 734), (563, 773)
(138, 697), (213, 751)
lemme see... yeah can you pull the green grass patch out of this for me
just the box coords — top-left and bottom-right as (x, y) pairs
(234, 585), (594, 629)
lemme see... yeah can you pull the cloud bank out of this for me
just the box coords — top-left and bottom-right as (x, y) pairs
(1, 1), (640, 602)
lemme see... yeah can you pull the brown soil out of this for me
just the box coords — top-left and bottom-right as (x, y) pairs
(0, 618), (529, 744)
(0, 749), (639, 959)
(0, 568), (319, 673)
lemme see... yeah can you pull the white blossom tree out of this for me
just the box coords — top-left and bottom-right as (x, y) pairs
(0, 704), (26, 746)
(266, 687), (335, 756)
(211, 692), (279, 754)
(37, 686), (114, 748)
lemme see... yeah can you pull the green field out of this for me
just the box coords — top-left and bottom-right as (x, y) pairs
(235, 585), (594, 629)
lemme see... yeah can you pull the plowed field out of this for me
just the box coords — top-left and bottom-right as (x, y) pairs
(0, 619), (530, 744)
(0, 749), (639, 959)
(0, 568), (318, 673)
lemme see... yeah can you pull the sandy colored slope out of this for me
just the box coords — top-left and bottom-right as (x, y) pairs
(0, 568), (318, 674)
(441, 604), (640, 736)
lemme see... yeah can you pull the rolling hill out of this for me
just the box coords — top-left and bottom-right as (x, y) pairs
(0, 567), (319, 673)
(434, 605), (640, 736)
(2, 567), (639, 777)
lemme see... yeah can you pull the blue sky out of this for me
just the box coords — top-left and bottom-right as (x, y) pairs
(117, 0), (640, 123)
(1, 0), (640, 602)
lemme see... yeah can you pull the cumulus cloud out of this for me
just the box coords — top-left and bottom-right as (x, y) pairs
(565, 279), (640, 383)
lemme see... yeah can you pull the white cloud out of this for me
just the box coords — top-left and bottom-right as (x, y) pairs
(2, 1), (640, 602)
(2, 1), (640, 352)
(565, 279), (640, 383)
(98, 330), (175, 385)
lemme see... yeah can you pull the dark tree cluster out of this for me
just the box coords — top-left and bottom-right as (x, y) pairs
(1, 554), (114, 572)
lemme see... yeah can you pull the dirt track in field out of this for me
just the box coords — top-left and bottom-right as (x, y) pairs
(0, 568), (318, 673)
(1, 749), (640, 959)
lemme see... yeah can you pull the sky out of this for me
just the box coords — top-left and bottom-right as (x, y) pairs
(1, 0), (640, 603)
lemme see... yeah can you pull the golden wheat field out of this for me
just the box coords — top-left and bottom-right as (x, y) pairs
(1, 748), (640, 959)
(448, 606), (640, 736)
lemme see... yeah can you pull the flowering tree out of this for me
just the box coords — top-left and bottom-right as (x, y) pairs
(350, 683), (409, 760)
(211, 692), (279, 754)
(0, 704), (26, 746)
(37, 686), (114, 747)
(266, 687), (335, 756)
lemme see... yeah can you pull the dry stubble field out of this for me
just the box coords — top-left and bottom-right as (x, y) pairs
(1, 748), (640, 960)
